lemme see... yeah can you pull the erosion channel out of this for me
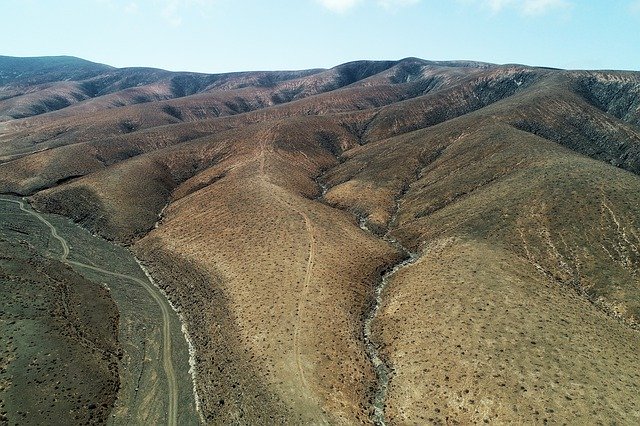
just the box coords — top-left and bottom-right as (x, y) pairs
(0, 196), (199, 425)
(359, 215), (419, 426)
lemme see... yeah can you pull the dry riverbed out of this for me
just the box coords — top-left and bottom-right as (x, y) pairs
(0, 196), (198, 425)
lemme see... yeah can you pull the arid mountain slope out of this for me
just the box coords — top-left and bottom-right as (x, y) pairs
(1, 56), (639, 424)
(0, 231), (120, 425)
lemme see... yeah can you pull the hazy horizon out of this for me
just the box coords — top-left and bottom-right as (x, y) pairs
(3, 1), (640, 74)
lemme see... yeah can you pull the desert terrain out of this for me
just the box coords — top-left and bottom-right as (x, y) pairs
(0, 55), (639, 424)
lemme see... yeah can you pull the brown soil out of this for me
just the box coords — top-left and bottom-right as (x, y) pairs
(2, 57), (640, 424)
(0, 238), (120, 425)
(376, 237), (640, 424)
(135, 147), (401, 423)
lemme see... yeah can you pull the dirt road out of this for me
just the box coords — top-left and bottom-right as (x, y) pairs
(0, 198), (179, 426)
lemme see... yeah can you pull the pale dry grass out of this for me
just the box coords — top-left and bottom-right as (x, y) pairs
(377, 237), (640, 424)
(136, 149), (400, 423)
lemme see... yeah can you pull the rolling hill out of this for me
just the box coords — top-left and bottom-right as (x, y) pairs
(1, 55), (639, 424)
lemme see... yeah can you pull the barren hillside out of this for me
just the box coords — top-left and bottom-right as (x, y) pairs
(1, 56), (639, 424)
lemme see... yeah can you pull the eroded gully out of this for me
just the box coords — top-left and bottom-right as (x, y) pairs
(315, 182), (419, 426)
(359, 211), (418, 426)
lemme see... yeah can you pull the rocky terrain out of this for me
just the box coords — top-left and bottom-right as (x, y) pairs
(0, 55), (639, 424)
(0, 206), (120, 425)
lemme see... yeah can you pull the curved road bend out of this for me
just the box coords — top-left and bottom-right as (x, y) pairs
(0, 198), (178, 426)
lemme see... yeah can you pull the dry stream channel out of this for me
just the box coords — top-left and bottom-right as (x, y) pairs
(359, 216), (419, 426)
(316, 179), (419, 425)
(0, 196), (199, 425)
(4, 180), (418, 425)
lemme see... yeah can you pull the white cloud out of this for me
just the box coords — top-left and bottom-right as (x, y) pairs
(377, 0), (420, 9)
(469, 0), (570, 15)
(485, 0), (513, 13)
(95, 0), (214, 24)
(316, 0), (363, 13)
(631, 0), (640, 13)
(521, 0), (568, 15)
(124, 2), (139, 14)
(316, 0), (420, 13)
(161, 0), (183, 26)
(95, 0), (116, 9)
(159, 0), (216, 26)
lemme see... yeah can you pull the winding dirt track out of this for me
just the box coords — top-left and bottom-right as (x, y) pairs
(0, 198), (179, 426)
(289, 207), (315, 393)
(257, 143), (316, 395)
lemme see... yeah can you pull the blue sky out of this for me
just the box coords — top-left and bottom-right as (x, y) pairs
(2, 0), (639, 73)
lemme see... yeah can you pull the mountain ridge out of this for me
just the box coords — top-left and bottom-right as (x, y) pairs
(1, 55), (639, 425)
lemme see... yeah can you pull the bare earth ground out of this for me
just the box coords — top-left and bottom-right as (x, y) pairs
(376, 237), (640, 424)
(1, 57), (640, 424)
(0, 207), (119, 425)
(136, 146), (401, 424)
(0, 197), (198, 425)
